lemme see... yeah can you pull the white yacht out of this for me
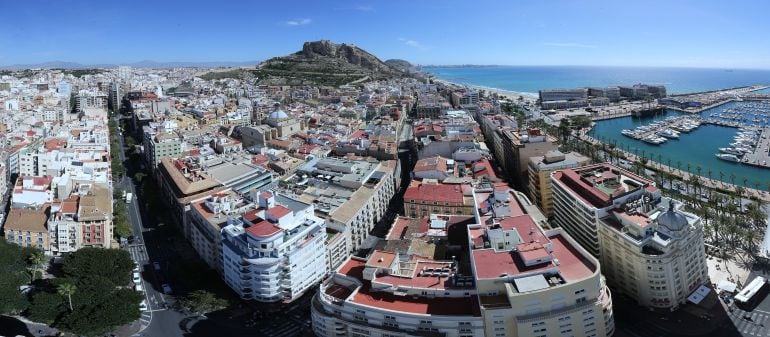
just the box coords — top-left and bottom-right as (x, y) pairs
(716, 153), (741, 162)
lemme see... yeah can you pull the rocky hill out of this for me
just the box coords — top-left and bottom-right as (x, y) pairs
(202, 40), (411, 86)
(384, 59), (415, 73)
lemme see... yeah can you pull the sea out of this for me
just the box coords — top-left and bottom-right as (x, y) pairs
(425, 66), (770, 190)
(423, 66), (770, 96)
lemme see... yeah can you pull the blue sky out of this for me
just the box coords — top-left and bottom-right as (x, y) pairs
(1, 0), (769, 68)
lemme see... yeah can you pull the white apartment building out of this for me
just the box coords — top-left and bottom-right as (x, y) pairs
(221, 192), (327, 302)
(550, 163), (658, 257)
(599, 198), (708, 310)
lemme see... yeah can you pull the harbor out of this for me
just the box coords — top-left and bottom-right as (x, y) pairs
(589, 102), (770, 191)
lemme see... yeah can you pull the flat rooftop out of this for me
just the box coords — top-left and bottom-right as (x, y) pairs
(552, 163), (655, 208)
(350, 285), (481, 316)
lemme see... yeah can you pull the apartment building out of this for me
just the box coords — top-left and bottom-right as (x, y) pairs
(527, 150), (590, 217)
(496, 128), (558, 192)
(550, 163), (658, 257)
(403, 181), (474, 218)
(470, 185), (614, 337)
(4, 207), (50, 250)
(599, 197), (708, 310)
(143, 131), (183, 172)
(221, 192), (327, 302)
(312, 184), (615, 337)
(187, 190), (251, 274)
(293, 157), (397, 253)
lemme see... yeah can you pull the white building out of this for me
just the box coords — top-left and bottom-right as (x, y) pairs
(599, 198), (708, 310)
(221, 192), (327, 302)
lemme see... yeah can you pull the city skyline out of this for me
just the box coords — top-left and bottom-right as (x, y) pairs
(2, 0), (770, 69)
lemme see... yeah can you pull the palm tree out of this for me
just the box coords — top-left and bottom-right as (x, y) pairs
(735, 186), (745, 209)
(696, 165), (702, 178)
(58, 282), (76, 312)
(730, 173), (736, 186)
(27, 251), (46, 283)
(719, 171), (725, 186)
(676, 161), (682, 173)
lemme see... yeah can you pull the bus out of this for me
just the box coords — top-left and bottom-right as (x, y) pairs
(735, 276), (769, 309)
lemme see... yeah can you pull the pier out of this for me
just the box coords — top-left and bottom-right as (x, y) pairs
(620, 115), (702, 145)
(741, 127), (770, 169)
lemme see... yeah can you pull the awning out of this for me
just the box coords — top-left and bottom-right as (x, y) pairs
(688, 284), (712, 304)
(717, 280), (738, 294)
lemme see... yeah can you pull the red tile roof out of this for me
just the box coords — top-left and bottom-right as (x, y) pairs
(367, 250), (396, 269)
(245, 220), (282, 238)
(404, 182), (465, 204)
(265, 205), (291, 219)
(350, 285), (481, 316)
(338, 258), (366, 279)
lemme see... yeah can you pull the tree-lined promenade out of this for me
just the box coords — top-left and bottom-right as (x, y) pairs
(578, 129), (770, 202)
(532, 117), (768, 262)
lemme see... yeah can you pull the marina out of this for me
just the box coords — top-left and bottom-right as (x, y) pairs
(620, 115), (702, 145)
(589, 102), (770, 190)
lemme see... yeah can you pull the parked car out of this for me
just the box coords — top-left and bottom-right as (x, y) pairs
(139, 300), (148, 311)
(135, 283), (143, 292)
(161, 283), (172, 294)
(153, 262), (161, 271)
(132, 272), (141, 284)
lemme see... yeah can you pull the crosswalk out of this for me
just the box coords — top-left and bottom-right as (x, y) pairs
(139, 311), (152, 330)
(128, 244), (149, 263)
(728, 308), (770, 336)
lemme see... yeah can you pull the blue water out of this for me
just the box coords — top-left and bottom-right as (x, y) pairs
(424, 66), (770, 95)
(588, 105), (770, 190)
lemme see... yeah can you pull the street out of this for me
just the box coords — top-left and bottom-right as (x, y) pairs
(112, 116), (169, 335)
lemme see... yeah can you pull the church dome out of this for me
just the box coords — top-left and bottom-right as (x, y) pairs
(269, 109), (288, 120)
(658, 201), (688, 231)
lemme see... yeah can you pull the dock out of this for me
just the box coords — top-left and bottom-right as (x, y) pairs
(741, 127), (770, 169)
(621, 116), (702, 144)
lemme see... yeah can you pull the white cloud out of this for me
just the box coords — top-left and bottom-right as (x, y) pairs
(398, 38), (428, 51)
(543, 42), (598, 49)
(354, 5), (374, 12)
(285, 18), (312, 26)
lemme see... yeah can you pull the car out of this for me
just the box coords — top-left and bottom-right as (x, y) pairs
(132, 272), (141, 284)
(134, 283), (143, 292)
(161, 283), (172, 294)
(139, 300), (148, 311)
(153, 262), (161, 271)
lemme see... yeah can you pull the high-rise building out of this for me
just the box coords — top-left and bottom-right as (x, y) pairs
(598, 198), (708, 310)
(550, 163), (658, 257)
(221, 192), (327, 302)
(143, 131), (183, 172)
(528, 150), (590, 217)
(550, 163), (706, 310)
(497, 128), (558, 192)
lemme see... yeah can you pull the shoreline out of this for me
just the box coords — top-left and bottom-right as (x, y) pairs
(431, 78), (538, 102)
